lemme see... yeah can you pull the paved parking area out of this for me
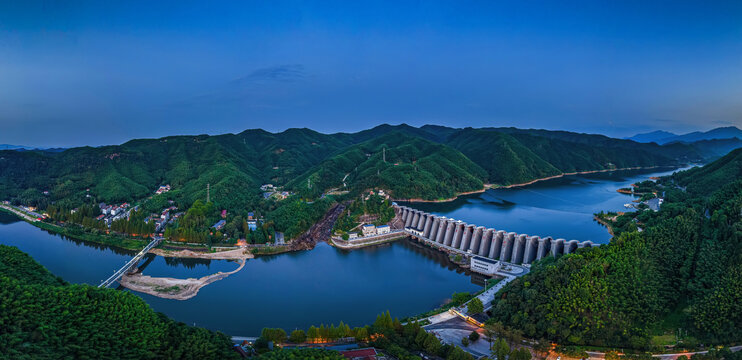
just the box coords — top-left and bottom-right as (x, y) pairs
(428, 327), (492, 358)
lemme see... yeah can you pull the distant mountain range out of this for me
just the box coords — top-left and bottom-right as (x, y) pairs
(2, 123), (733, 209)
(628, 126), (742, 145)
(0, 144), (66, 152)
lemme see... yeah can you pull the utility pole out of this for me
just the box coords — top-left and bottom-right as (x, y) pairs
(206, 183), (210, 203)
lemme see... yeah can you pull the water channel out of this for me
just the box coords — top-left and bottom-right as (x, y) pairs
(0, 166), (685, 335)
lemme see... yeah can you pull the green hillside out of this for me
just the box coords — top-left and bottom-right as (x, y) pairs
(488, 151), (742, 348)
(445, 129), (561, 185)
(670, 147), (742, 196)
(0, 124), (724, 224)
(446, 128), (685, 185)
(288, 132), (488, 200)
(0, 245), (238, 359)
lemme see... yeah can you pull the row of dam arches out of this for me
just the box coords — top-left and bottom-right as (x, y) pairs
(396, 205), (595, 265)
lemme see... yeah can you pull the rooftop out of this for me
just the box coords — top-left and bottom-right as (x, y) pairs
(472, 256), (499, 265)
(340, 348), (377, 359)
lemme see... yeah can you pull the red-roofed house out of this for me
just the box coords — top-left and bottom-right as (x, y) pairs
(339, 348), (379, 360)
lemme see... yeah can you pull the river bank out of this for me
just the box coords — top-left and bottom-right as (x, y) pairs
(593, 215), (615, 236)
(330, 231), (408, 249)
(120, 259), (247, 300)
(1, 204), (274, 258)
(396, 165), (665, 203)
(149, 247), (253, 260)
(2, 166), (685, 337)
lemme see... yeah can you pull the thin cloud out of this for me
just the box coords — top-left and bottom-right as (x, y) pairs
(230, 64), (307, 85)
(170, 64), (307, 108)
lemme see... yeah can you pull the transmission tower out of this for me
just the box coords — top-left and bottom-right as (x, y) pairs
(206, 183), (210, 203)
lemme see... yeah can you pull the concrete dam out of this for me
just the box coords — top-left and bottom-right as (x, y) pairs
(395, 204), (595, 265)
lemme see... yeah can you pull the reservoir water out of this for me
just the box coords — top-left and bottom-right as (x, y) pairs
(401, 167), (687, 244)
(0, 166), (685, 335)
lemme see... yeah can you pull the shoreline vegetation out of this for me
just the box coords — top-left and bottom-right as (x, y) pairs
(593, 215), (615, 236)
(2, 164), (668, 259)
(396, 165), (664, 203)
(0, 207), (150, 251)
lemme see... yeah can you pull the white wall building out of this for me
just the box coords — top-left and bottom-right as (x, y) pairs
(361, 224), (376, 237)
(376, 225), (390, 234)
(470, 256), (500, 276)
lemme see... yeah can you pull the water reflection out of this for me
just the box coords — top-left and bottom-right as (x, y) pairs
(399, 167), (685, 243)
(1, 168), (683, 335)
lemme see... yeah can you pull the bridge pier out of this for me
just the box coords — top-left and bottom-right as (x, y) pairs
(416, 213), (426, 231)
(443, 221), (456, 246)
(452, 222), (465, 249)
(410, 212), (420, 229)
(512, 234), (527, 264)
(499, 232), (515, 262)
(565, 240), (579, 254)
(459, 225), (474, 252)
(429, 217), (440, 241)
(435, 219), (447, 244)
(490, 230), (504, 259)
(478, 229), (492, 256)
(579, 240), (594, 249)
(551, 238), (566, 258)
(423, 215), (434, 238)
(524, 236), (539, 264)
(537, 236), (552, 259)
(467, 226), (482, 253)
(404, 210), (414, 228)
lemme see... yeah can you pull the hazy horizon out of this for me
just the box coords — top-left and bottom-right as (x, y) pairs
(2, 122), (739, 149)
(2, 1), (741, 147)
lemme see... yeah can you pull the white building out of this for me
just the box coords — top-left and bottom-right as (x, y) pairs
(470, 256), (500, 276)
(361, 224), (376, 237)
(376, 225), (390, 234)
(348, 232), (358, 239)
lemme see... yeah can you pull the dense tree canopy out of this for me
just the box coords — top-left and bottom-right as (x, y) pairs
(490, 149), (742, 348)
(0, 245), (238, 359)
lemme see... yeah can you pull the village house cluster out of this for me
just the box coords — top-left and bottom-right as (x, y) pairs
(364, 189), (389, 200)
(145, 205), (182, 233)
(260, 184), (292, 201)
(212, 210), (260, 233)
(96, 202), (137, 227)
(155, 184), (171, 195)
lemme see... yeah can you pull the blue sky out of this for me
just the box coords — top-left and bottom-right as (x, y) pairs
(1, 1), (741, 147)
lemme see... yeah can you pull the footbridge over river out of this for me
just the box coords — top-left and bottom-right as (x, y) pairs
(395, 205), (595, 265)
(98, 236), (162, 288)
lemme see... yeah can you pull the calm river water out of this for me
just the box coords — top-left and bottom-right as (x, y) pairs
(402, 166), (688, 244)
(0, 166), (685, 335)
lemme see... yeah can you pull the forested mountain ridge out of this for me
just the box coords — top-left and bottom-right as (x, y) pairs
(489, 149), (742, 348)
(671, 147), (742, 196)
(0, 244), (239, 359)
(0, 124), (723, 212)
(445, 129), (561, 185)
(288, 132), (488, 200)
